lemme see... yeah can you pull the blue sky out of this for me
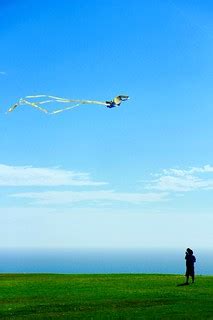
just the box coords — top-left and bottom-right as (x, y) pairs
(0, 0), (213, 249)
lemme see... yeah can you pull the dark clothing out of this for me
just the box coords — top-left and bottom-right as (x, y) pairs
(185, 254), (196, 277)
(185, 253), (196, 267)
(185, 267), (194, 277)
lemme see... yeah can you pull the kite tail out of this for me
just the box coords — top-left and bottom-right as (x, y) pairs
(7, 104), (18, 113)
(21, 99), (49, 113)
(7, 94), (128, 114)
(50, 103), (81, 114)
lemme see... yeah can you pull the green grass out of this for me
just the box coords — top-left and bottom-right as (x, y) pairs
(0, 274), (212, 319)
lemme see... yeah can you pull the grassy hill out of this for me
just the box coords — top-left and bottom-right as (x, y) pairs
(0, 274), (212, 319)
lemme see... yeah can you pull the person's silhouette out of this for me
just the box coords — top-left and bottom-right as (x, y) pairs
(185, 248), (196, 284)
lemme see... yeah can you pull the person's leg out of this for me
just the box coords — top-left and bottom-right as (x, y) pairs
(192, 272), (195, 283)
(185, 274), (189, 284)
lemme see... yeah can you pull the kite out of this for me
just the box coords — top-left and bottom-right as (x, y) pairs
(7, 94), (129, 114)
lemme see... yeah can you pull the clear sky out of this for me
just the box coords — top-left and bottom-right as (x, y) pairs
(0, 0), (213, 249)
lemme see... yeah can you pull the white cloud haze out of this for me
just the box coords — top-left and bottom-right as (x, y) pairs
(1, 164), (213, 207)
(12, 190), (167, 205)
(147, 165), (213, 192)
(11, 190), (168, 205)
(0, 164), (106, 186)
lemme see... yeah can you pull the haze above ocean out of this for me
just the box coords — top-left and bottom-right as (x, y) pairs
(0, 248), (212, 275)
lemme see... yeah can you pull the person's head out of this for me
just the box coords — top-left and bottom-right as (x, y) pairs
(186, 248), (193, 255)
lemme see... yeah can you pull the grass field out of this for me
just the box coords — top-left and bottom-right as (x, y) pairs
(0, 274), (212, 319)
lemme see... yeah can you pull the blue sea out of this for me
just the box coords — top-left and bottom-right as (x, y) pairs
(0, 248), (212, 275)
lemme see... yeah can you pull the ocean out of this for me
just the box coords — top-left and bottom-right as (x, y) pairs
(0, 248), (212, 275)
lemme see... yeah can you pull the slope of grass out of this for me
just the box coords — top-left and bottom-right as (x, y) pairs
(0, 274), (212, 319)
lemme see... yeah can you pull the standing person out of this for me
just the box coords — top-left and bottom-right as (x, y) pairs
(185, 248), (196, 284)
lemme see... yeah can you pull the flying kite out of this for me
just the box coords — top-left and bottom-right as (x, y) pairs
(7, 94), (129, 114)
